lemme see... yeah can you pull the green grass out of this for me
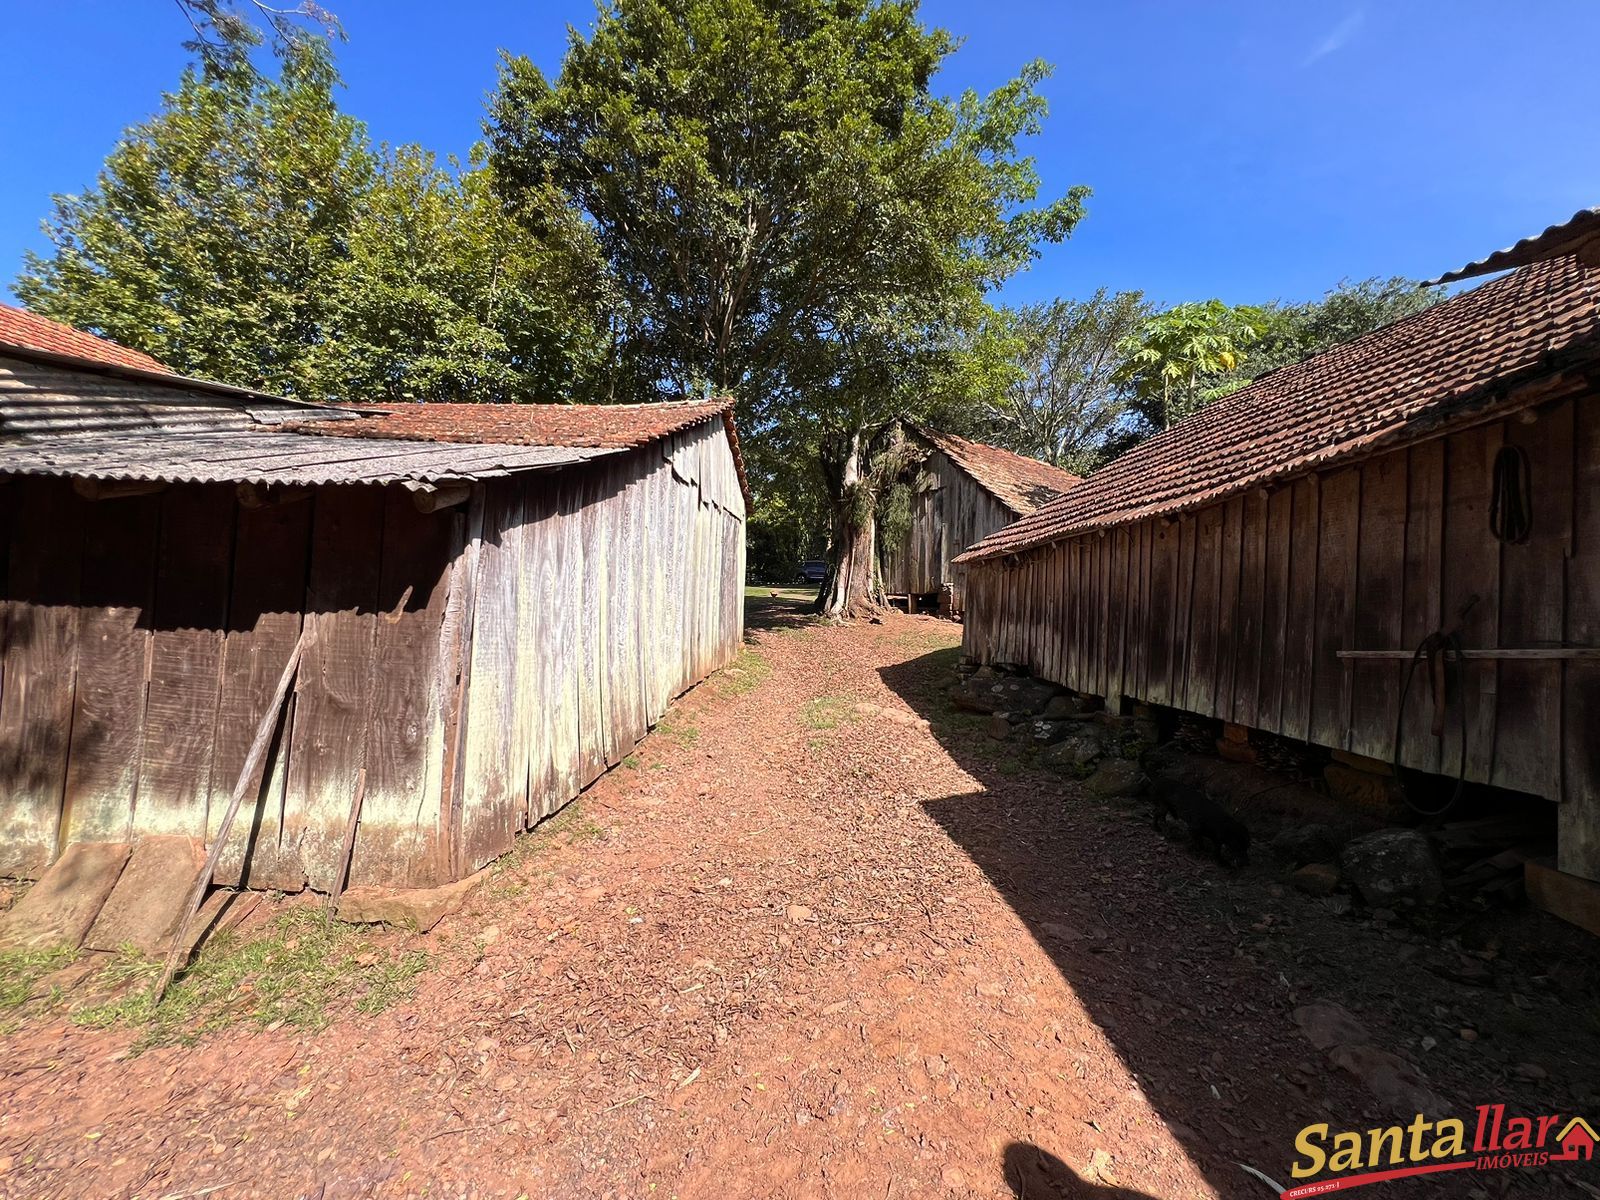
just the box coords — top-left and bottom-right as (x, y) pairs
(743, 585), (814, 602)
(654, 708), (701, 746)
(0, 944), (76, 1027)
(802, 696), (857, 731)
(711, 647), (771, 697)
(68, 907), (428, 1050)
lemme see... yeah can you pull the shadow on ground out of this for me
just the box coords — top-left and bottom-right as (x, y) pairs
(743, 587), (819, 636)
(1003, 1142), (1164, 1199)
(881, 644), (1599, 1200)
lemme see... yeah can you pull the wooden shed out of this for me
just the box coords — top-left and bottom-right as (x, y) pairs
(0, 305), (747, 892)
(880, 426), (1080, 614)
(955, 242), (1600, 886)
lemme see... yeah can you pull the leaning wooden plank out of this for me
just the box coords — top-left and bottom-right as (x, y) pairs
(138, 484), (235, 839)
(210, 497), (312, 890)
(283, 487), (384, 890)
(0, 478), (85, 877)
(61, 492), (160, 845)
(155, 626), (309, 1004)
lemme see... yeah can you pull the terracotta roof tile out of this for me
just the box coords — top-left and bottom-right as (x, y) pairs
(915, 427), (1081, 514)
(0, 303), (168, 374)
(291, 397), (750, 502)
(958, 254), (1600, 564)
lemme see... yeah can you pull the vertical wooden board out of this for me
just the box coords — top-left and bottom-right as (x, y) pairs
(1095, 534), (1112, 698)
(1133, 521), (1152, 700)
(1399, 441), (1445, 774)
(1309, 468), (1360, 750)
(1495, 405), (1571, 800)
(1257, 486), (1294, 736)
(520, 479), (561, 824)
(1282, 475), (1321, 742)
(0, 479), (85, 876)
(1440, 424), (1502, 782)
(137, 484), (235, 839)
(1183, 508), (1219, 717)
(283, 486), (384, 889)
(578, 463), (613, 780)
(1173, 514), (1198, 707)
(209, 497), (312, 890)
(1233, 492), (1267, 729)
(1348, 452), (1408, 761)
(352, 487), (456, 887)
(459, 481), (528, 870)
(1146, 523), (1174, 706)
(1563, 396), (1600, 878)
(550, 470), (585, 804)
(1215, 496), (1245, 723)
(61, 492), (160, 845)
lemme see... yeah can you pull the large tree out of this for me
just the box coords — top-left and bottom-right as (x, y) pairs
(982, 290), (1150, 473)
(488, 0), (1087, 616)
(15, 30), (373, 395)
(310, 148), (614, 403)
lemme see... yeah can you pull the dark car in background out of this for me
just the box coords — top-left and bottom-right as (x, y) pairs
(799, 559), (827, 584)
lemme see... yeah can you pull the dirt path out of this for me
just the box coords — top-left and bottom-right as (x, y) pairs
(1, 604), (1594, 1199)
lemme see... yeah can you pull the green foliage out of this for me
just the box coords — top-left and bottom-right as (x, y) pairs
(0, 944), (75, 1024)
(16, 21), (609, 404)
(981, 290), (1151, 473)
(1118, 299), (1270, 430)
(489, 0), (1087, 613)
(1239, 276), (1441, 379)
(309, 148), (613, 403)
(15, 34), (374, 396)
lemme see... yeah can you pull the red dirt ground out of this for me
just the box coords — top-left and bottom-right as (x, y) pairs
(2, 602), (1596, 1200)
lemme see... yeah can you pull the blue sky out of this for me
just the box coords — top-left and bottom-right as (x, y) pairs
(3, 1), (1598, 309)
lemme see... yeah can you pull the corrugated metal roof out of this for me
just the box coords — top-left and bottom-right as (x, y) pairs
(1430, 206), (1600, 285)
(0, 430), (618, 488)
(0, 354), (355, 440)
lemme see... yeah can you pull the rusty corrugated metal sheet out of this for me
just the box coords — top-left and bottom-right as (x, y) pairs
(0, 430), (618, 487)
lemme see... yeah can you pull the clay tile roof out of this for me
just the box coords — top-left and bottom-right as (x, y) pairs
(0, 303), (168, 374)
(1431, 205), (1600, 285)
(293, 396), (750, 502)
(914, 427), (1082, 514)
(957, 253), (1600, 565)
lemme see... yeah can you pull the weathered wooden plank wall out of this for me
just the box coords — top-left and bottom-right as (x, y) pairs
(0, 416), (747, 888)
(961, 392), (1600, 879)
(437, 416), (746, 876)
(882, 450), (1016, 606)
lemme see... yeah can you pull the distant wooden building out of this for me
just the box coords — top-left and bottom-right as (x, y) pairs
(880, 426), (1079, 613)
(956, 232), (1600, 885)
(0, 305), (747, 891)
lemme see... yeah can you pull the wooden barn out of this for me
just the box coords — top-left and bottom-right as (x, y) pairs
(880, 426), (1080, 613)
(955, 228), (1600, 887)
(0, 304), (747, 893)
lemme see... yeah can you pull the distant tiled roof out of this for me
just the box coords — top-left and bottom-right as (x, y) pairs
(914, 427), (1081, 514)
(957, 254), (1600, 564)
(292, 397), (750, 503)
(0, 303), (168, 374)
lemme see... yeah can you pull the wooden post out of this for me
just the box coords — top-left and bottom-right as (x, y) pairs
(153, 627), (310, 1004)
(326, 767), (367, 914)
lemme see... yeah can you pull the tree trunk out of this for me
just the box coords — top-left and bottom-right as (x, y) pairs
(814, 430), (883, 619)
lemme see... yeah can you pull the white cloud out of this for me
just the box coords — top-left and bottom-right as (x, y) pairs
(1303, 10), (1365, 66)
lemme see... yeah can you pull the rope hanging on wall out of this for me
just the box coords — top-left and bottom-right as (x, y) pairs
(1489, 444), (1533, 544)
